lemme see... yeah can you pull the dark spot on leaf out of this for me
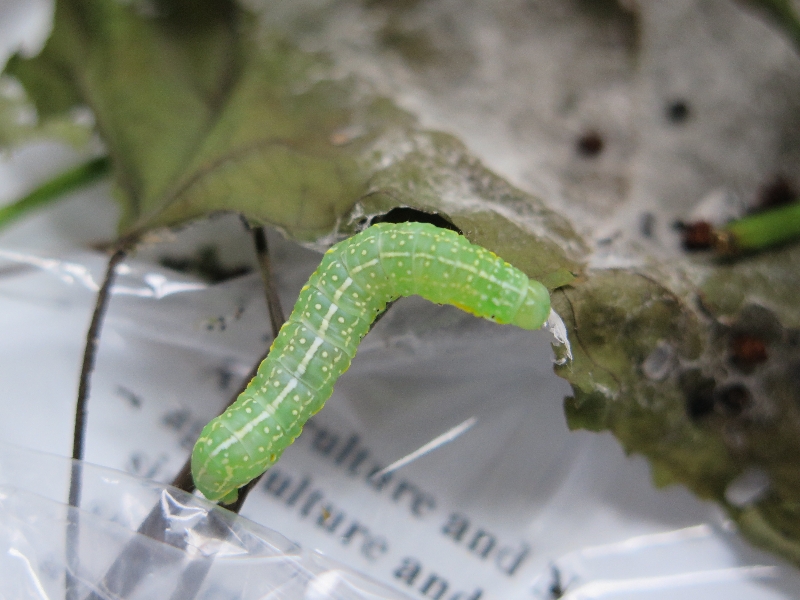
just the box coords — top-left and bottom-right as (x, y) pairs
(576, 130), (604, 158)
(731, 334), (768, 370)
(681, 370), (716, 420)
(732, 304), (783, 342)
(677, 220), (715, 250)
(714, 384), (752, 417)
(666, 99), (690, 124)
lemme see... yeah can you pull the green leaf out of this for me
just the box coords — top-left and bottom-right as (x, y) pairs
(6, 0), (358, 240)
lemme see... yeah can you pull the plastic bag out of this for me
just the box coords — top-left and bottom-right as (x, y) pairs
(1, 211), (800, 600)
(0, 442), (412, 599)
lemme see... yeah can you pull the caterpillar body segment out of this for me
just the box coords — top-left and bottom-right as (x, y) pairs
(191, 222), (551, 502)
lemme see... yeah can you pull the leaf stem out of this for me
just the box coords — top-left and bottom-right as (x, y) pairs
(716, 202), (800, 254)
(67, 245), (127, 600)
(82, 223), (286, 600)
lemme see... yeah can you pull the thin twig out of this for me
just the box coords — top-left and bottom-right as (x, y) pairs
(223, 225), (285, 511)
(71, 247), (129, 464)
(83, 223), (286, 600)
(170, 225), (284, 496)
(67, 246), (128, 600)
(252, 226), (286, 336)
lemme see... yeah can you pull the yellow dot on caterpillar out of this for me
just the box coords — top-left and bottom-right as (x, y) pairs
(206, 439), (213, 445)
(338, 317), (345, 323)
(245, 407), (252, 413)
(273, 381), (280, 387)
(332, 275), (339, 281)
(292, 410), (298, 415)
(263, 426), (270, 433)
(322, 351), (329, 358)
(398, 261), (403, 266)
(242, 456), (249, 462)
(221, 458), (228, 464)
(258, 446), (265, 452)
(299, 338), (306, 344)
(361, 250), (367, 255)
(315, 304), (321, 309)
(293, 395), (300, 401)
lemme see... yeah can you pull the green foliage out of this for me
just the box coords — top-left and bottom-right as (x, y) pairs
(0, 156), (109, 232)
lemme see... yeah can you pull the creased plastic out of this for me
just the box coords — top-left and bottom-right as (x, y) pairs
(0, 442), (412, 600)
(1, 221), (800, 600)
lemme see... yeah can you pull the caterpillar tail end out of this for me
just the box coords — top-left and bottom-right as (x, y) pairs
(511, 279), (551, 330)
(191, 425), (240, 504)
(219, 489), (240, 505)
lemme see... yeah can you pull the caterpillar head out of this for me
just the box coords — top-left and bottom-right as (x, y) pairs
(511, 279), (551, 330)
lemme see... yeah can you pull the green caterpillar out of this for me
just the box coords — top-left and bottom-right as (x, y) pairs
(191, 222), (551, 503)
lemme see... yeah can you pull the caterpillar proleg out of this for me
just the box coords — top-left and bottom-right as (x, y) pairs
(191, 222), (551, 503)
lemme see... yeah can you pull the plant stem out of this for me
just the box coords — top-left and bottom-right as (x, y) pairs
(82, 224), (286, 600)
(67, 246), (127, 600)
(716, 202), (800, 253)
(0, 156), (110, 232)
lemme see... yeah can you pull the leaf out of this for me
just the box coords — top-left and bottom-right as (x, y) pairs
(0, 75), (92, 149)
(6, 0), (354, 239)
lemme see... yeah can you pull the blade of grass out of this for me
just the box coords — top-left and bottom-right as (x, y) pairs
(0, 156), (110, 232)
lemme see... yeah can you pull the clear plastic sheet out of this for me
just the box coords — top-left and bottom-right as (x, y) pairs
(0, 442), (412, 600)
(1, 209), (800, 599)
